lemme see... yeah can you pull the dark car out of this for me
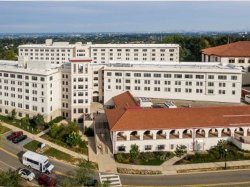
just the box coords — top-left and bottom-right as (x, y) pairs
(12, 134), (27, 144)
(7, 131), (23, 141)
(37, 174), (56, 187)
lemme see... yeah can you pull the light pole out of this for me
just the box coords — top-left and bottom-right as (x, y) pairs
(224, 148), (228, 170)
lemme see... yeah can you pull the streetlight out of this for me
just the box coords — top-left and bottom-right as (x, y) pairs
(224, 148), (228, 170)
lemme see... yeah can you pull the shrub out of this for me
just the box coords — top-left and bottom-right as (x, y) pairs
(84, 127), (94, 137)
(175, 145), (187, 157)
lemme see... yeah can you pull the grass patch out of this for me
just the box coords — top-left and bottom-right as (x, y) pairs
(0, 115), (39, 134)
(0, 124), (10, 134)
(23, 140), (41, 152)
(43, 147), (76, 163)
(42, 134), (88, 155)
(115, 151), (174, 166)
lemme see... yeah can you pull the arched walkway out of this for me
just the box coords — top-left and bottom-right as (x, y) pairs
(196, 129), (205, 138)
(234, 127), (244, 136)
(156, 130), (166, 139)
(117, 132), (126, 141)
(183, 129), (192, 138)
(130, 131), (139, 140)
(143, 130), (153, 140)
(170, 130), (179, 139)
(222, 128), (231, 137)
(208, 128), (218, 137)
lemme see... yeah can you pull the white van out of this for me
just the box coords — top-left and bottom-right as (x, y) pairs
(22, 151), (54, 173)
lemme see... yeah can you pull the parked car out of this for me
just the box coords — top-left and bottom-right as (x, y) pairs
(37, 174), (57, 187)
(18, 168), (35, 181)
(12, 134), (27, 144)
(7, 131), (23, 141)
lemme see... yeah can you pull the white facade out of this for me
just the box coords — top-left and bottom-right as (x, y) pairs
(112, 127), (249, 154)
(202, 54), (250, 72)
(103, 62), (242, 104)
(61, 59), (93, 123)
(90, 43), (179, 64)
(0, 59), (61, 122)
(19, 39), (180, 65)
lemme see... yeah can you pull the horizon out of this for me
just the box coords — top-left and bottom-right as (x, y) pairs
(0, 2), (250, 33)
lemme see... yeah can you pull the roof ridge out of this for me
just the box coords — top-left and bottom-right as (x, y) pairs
(110, 107), (129, 131)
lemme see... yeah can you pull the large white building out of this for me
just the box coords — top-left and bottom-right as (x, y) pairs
(19, 39), (180, 65)
(106, 91), (250, 154)
(103, 62), (242, 105)
(0, 59), (61, 122)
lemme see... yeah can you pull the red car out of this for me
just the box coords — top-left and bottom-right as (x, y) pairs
(37, 174), (56, 187)
(7, 131), (23, 141)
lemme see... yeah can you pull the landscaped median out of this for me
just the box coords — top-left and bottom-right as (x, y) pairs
(23, 140), (79, 164)
(117, 167), (162, 175)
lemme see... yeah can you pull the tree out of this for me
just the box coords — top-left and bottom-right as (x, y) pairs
(175, 145), (187, 157)
(49, 123), (60, 139)
(10, 109), (16, 120)
(0, 169), (20, 187)
(31, 114), (45, 129)
(21, 116), (30, 127)
(3, 49), (17, 60)
(129, 144), (140, 162)
(75, 160), (95, 185)
(66, 132), (82, 147)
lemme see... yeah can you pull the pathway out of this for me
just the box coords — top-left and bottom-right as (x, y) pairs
(0, 121), (88, 160)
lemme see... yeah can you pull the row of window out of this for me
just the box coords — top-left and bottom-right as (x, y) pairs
(107, 85), (235, 95)
(229, 58), (250, 64)
(20, 48), (72, 52)
(110, 79), (236, 87)
(0, 73), (49, 81)
(92, 48), (176, 52)
(93, 53), (175, 57)
(0, 100), (51, 112)
(106, 72), (238, 80)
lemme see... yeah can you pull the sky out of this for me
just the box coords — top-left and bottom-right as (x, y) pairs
(0, 1), (250, 33)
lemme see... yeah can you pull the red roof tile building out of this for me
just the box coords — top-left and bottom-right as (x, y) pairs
(201, 41), (250, 72)
(106, 91), (250, 154)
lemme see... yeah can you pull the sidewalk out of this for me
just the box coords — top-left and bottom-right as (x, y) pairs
(0, 121), (88, 160)
(117, 159), (250, 175)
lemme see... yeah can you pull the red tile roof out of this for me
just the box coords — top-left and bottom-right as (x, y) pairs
(112, 91), (140, 109)
(201, 41), (250, 57)
(105, 92), (250, 132)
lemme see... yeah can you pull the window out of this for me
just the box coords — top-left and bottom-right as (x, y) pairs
(208, 75), (214, 79)
(208, 89), (214, 94)
(164, 74), (171, 78)
(208, 82), (214, 87)
(115, 72), (122, 76)
(196, 89), (203, 93)
(185, 74), (193, 79)
(174, 74), (182, 78)
(238, 59), (245, 63)
(107, 72), (112, 76)
(144, 73), (151, 77)
(218, 75), (227, 80)
(134, 73), (141, 77)
(118, 146), (126, 152)
(145, 145), (152, 151)
(219, 83), (226, 87)
(126, 73), (131, 77)
(185, 88), (192, 93)
(158, 145), (165, 150)
(154, 73), (161, 78)
(231, 75), (237, 80)
(32, 76), (37, 81)
(196, 75), (204, 79)
(229, 59), (235, 63)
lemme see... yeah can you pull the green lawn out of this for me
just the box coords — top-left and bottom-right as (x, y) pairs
(0, 124), (10, 134)
(23, 140), (41, 152)
(43, 147), (76, 163)
(41, 134), (88, 155)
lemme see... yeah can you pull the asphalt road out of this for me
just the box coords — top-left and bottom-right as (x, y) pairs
(2, 132), (250, 186)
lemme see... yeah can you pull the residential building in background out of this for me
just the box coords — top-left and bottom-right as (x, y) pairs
(19, 39), (180, 65)
(201, 41), (250, 72)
